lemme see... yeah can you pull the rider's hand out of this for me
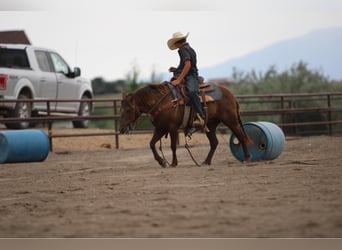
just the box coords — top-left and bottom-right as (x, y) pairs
(169, 67), (177, 73)
(171, 78), (181, 86)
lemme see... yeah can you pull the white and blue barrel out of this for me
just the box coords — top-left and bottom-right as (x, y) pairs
(229, 122), (285, 162)
(0, 130), (50, 164)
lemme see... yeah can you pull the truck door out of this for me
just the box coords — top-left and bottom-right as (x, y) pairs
(34, 50), (58, 111)
(50, 52), (79, 113)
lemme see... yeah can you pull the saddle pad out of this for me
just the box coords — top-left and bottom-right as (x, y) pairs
(167, 82), (222, 102)
(200, 82), (222, 102)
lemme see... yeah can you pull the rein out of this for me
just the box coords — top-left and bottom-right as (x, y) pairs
(184, 136), (201, 167)
(130, 90), (172, 130)
(158, 134), (201, 167)
(146, 88), (185, 118)
(146, 91), (172, 117)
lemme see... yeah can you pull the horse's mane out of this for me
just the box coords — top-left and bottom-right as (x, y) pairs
(131, 82), (171, 110)
(146, 82), (169, 94)
(136, 82), (170, 97)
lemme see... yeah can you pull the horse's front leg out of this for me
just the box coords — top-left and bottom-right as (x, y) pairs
(150, 130), (168, 167)
(169, 130), (178, 167)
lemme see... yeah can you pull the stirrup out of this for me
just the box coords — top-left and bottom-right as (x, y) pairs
(192, 113), (205, 127)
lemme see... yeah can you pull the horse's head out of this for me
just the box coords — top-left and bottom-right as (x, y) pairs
(119, 92), (140, 134)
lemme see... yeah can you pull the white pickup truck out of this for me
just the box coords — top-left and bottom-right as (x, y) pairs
(0, 44), (93, 129)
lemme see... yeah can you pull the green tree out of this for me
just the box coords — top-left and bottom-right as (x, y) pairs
(91, 77), (125, 95)
(229, 61), (342, 135)
(125, 60), (140, 92)
(230, 61), (334, 94)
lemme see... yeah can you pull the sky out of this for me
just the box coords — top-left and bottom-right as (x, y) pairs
(1, 0), (342, 81)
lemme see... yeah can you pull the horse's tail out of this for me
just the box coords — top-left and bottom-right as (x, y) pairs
(236, 101), (252, 145)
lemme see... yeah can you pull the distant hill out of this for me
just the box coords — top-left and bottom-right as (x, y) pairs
(201, 26), (342, 80)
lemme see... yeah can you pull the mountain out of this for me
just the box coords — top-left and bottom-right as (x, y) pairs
(201, 27), (342, 80)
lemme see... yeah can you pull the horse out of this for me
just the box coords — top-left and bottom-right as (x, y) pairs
(119, 82), (251, 167)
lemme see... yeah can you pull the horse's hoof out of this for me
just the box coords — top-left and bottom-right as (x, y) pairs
(243, 156), (252, 164)
(202, 161), (211, 166)
(170, 161), (178, 167)
(160, 160), (169, 168)
(246, 156), (252, 162)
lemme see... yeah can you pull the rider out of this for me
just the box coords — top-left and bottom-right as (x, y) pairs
(167, 32), (206, 132)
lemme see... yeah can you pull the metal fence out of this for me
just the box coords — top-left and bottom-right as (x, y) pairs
(238, 92), (342, 135)
(1, 92), (341, 151)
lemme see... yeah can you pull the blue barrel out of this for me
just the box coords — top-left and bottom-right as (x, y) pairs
(0, 130), (50, 164)
(229, 122), (285, 162)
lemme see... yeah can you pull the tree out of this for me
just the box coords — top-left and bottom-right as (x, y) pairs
(230, 61), (334, 94)
(150, 64), (163, 84)
(125, 60), (140, 92)
(91, 77), (125, 95)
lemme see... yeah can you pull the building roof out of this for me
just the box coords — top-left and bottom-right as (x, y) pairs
(0, 30), (31, 45)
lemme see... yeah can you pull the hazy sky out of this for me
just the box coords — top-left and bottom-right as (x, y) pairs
(1, 0), (342, 81)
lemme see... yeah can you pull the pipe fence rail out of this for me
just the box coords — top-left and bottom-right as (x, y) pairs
(1, 92), (341, 151)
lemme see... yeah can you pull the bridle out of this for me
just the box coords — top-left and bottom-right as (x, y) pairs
(122, 89), (172, 131)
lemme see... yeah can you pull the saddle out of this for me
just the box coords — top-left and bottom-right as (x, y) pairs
(177, 76), (214, 105)
(170, 76), (215, 133)
(153, 77), (221, 135)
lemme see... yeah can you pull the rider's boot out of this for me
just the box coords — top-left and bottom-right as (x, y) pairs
(193, 113), (209, 133)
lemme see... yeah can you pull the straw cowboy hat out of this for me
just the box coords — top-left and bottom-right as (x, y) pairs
(167, 32), (189, 50)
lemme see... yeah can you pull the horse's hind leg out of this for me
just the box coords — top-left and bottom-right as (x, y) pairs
(150, 129), (168, 167)
(203, 122), (219, 165)
(229, 122), (251, 162)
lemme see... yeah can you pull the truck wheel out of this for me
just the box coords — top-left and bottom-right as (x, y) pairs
(5, 94), (32, 129)
(72, 95), (92, 128)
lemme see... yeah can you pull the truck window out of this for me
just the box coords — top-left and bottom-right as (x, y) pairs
(0, 48), (30, 69)
(35, 51), (53, 72)
(50, 52), (70, 75)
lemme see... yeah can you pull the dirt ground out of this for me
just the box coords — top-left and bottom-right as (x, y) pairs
(0, 129), (341, 238)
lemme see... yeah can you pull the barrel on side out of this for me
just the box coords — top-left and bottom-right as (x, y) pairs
(0, 130), (50, 164)
(229, 121), (285, 162)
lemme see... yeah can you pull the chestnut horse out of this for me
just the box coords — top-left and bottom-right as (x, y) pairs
(119, 82), (251, 167)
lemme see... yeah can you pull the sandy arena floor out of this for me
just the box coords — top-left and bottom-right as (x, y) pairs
(0, 129), (341, 237)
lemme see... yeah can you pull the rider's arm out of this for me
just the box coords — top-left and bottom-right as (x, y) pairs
(171, 60), (190, 86)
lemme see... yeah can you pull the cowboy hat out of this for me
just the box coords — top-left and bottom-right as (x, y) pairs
(167, 32), (189, 50)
